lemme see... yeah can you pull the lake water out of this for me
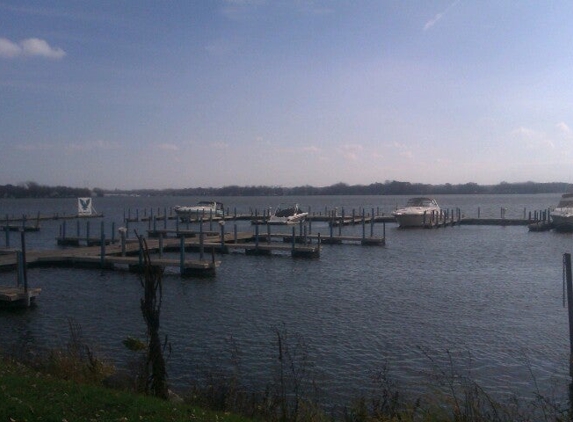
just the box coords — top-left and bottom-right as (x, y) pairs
(1, 193), (572, 411)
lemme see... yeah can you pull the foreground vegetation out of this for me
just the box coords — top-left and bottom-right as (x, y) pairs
(1, 332), (570, 422)
(0, 357), (249, 422)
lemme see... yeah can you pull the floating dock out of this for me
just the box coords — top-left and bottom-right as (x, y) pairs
(0, 286), (41, 307)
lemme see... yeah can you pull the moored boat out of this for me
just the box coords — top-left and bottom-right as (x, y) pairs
(392, 197), (441, 228)
(550, 194), (573, 232)
(267, 204), (308, 225)
(174, 201), (224, 222)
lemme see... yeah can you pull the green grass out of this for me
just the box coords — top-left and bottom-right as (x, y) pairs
(0, 359), (253, 422)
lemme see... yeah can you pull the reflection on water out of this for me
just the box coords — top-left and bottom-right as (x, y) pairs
(0, 194), (571, 407)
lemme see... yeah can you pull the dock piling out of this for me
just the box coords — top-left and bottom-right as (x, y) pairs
(563, 253), (573, 378)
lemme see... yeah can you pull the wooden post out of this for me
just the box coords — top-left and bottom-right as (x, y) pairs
(138, 241), (143, 267)
(20, 230), (27, 293)
(63, 220), (67, 240)
(234, 223), (237, 244)
(180, 236), (185, 275)
(220, 221), (226, 252)
(164, 207), (167, 229)
(100, 221), (105, 268)
(361, 209), (366, 240)
(16, 250), (23, 287)
(291, 226), (295, 253)
(120, 228), (126, 257)
(565, 253), (573, 378)
(255, 223), (259, 249)
(5, 214), (9, 248)
(199, 222), (204, 260)
(371, 208), (375, 237)
(159, 233), (164, 258)
(111, 222), (116, 243)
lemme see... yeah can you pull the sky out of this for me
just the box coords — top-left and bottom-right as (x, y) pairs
(1, 1), (573, 190)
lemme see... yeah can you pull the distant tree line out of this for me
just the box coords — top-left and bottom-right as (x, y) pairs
(0, 182), (93, 198)
(106, 180), (573, 197)
(2, 180), (572, 199)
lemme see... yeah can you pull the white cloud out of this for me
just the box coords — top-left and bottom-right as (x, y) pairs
(0, 37), (65, 59)
(0, 38), (21, 58)
(221, 0), (265, 20)
(15, 143), (54, 151)
(157, 143), (179, 151)
(557, 122), (572, 136)
(511, 126), (554, 149)
(338, 144), (363, 161)
(424, 0), (460, 31)
(392, 141), (413, 159)
(66, 140), (122, 152)
(212, 142), (230, 149)
(303, 146), (320, 153)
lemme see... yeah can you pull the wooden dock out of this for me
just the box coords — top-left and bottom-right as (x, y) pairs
(255, 232), (385, 246)
(56, 236), (119, 246)
(4, 213), (103, 222)
(459, 218), (530, 226)
(1, 225), (40, 232)
(0, 229), (324, 280)
(0, 286), (41, 307)
(0, 239), (219, 277)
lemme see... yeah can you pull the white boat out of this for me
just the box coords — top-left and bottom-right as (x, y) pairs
(392, 197), (441, 228)
(267, 204), (308, 225)
(174, 201), (224, 222)
(551, 194), (573, 232)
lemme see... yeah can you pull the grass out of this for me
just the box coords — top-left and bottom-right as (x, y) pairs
(0, 358), (252, 422)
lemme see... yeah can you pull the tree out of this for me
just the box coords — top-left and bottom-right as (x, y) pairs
(136, 234), (169, 399)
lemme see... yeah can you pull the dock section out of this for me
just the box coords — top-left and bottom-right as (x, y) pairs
(0, 286), (41, 307)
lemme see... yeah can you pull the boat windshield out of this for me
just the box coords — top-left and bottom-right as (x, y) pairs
(275, 207), (297, 217)
(405, 198), (436, 207)
(196, 201), (223, 209)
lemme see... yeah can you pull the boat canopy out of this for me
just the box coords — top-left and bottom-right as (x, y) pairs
(274, 204), (301, 217)
(405, 197), (437, 207)
(557, 195), (573, 208)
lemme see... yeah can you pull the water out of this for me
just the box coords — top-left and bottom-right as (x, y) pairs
(0, 193), (571, 409)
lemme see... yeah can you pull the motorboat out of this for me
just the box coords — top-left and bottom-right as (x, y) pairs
(392, 197), (441, 228)
(267, 204), (308, 225)
(550, 194), (573, 232)
(173, 201), (224, 222)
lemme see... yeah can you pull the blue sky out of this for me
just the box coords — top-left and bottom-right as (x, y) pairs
(1, 1), (573, 190)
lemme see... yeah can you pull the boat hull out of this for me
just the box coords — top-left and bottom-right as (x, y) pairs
(268, 213), (308, 225)
(551, 213), (573, 232)
(393, 211), (440, 228)
(174, 205), (224, 222)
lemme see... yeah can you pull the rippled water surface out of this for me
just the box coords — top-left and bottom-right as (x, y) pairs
(1, 194), (571, 408)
